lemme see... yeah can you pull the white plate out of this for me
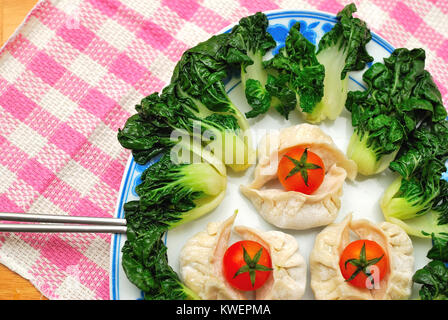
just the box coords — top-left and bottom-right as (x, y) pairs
(109, 9), (435, 300)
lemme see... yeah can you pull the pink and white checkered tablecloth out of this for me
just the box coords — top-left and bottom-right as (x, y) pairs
(0, 0), (447, 300)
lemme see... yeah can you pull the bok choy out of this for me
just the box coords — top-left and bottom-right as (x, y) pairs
(381, 120), (448, 237)
(121, 148), (226, 300)
(226, 12), (277, 119)
(346, 48), (445, 176)
(264, 22), (325, 119)
(413, 232), (448, 300)
(311, 3), (373, 123)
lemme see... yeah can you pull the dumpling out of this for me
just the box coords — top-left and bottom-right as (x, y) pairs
(309, 213), (414, 300)
(179, 214), (307, 300)
(179, 213), (245, 300)
(234, 226), (307, 300)
(240, 124), (357, 230)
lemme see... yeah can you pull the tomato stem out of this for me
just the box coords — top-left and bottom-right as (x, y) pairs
(283, 148), (322, 186)
(233, 246), (273, 287)
(343, 242), (384, 287)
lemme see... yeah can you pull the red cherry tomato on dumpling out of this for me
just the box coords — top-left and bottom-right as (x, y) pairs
(223, 240), (272, 291)
(339, 239), (389, 289)
(277, 147), (325, 194)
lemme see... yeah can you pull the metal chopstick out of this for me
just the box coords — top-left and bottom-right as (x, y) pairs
(0, 224), (127, 233)
(0, 212), (127, 234)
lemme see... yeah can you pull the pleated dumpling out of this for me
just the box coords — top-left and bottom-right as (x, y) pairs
(179, 214), (307, 300)
(179, 213), (245, 300)
(234, 226), (307, 300)
(240, 124), (357, 230)
(309, 213), (414, 300)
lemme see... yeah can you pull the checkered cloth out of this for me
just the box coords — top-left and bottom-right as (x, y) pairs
(0, 0), (447, 300)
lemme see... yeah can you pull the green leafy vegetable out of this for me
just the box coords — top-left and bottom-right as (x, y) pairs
(413, 233), (448, 300)
(346, 48), (444, 176)
(264, 22), (325, 119)
(313, 3), (373, 123)
(378, 68), (447, 235)
(225, 12), (276, 119)
(122, 211), (200, 300)
(133, 152), (226, 229)
(171, 34), (249, 130)
(169, 34), (255, 171)
(117, 88), (202, 165)
(244, 78), (272, 118)
(117, 86), (231, 300)
(118, 84), (251, 172)
(413, 260), (448, 300)
(381, 121), (448, 237)
(265, 73), (297, 119)
(121, 148), (226, 300)
(374, 47), (448, 236)
(426, 232), (448, 262)
(117, 14), (277, 300)
(117, 113), (174, 165)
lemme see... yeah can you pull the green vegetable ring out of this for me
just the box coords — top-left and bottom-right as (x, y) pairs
(116, 4), (448, 300)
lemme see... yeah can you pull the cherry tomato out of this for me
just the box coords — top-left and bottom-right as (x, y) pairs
(222, 240), (273, 291)
(277, 147), (325, 194)
(339, 239), (389, 289)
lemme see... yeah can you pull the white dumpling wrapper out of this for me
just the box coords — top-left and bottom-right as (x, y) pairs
(309, 213), (414, 300)
(241, 124), (357, 230)
(234, 226), (307, 300)
(179, 213), (246, 300)
(180, 214), (307, 300)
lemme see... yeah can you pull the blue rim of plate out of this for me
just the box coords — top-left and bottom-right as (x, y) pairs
(109, 9), (396, 300)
